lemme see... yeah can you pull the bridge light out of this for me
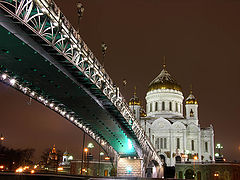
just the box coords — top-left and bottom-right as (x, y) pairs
(126, 166), (132, 173)
(62, 111), (66, 116)
(55, 107), (59, 111)
(70, 117), (74, 121)
(44, 100), (48, 104)
(128, 139), (133, 150)
(30, 92), (35, 96)
(10, 79), (16, 85)
(50, 103), (54, 108)
(1, 74), (7, 80)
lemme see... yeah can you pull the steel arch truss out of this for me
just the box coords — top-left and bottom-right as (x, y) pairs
(0, 0), (161, 167)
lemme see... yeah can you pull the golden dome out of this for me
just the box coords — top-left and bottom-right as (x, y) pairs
(129, 93), (140, 106)
(186, 90), (198, 104)
(148, 66), (181, 92)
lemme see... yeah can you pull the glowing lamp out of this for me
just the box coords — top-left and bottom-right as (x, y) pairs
(126, 166), (132, 173)
(10, 79), (16, 85)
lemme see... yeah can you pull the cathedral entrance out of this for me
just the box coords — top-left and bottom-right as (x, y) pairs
(184, 169), (194, 179)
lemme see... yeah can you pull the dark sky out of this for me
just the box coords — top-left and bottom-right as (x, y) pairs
(1, 0), (240, 162)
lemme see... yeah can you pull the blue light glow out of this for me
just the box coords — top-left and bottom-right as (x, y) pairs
(128, 139), (133, 150)
(126, 166), (132, 173)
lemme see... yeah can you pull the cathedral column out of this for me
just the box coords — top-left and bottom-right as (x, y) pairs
(211, 129), (215, 162)
(183, 129), (187, 158)
(170, 129), (173, 166)
(198, 129), (201, 162)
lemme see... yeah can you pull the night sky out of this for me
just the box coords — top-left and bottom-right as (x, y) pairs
(1, 0), (240, 162)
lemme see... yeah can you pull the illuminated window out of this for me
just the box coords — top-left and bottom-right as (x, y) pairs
(162, 102), (165, 111)
(191, 140), (195, 151)
(169, 102), (172, 111)
(190, 109), (194, 117)
(205, 142), (208, 152)
(104, 170), (108, 176)
(177, 138), (180, 149)
(155, 102), (158, 111)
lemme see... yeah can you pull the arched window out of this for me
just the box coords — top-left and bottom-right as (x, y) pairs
(162, 101), (165, 110)
(150, 103), (152, 112)
(205, 142), (208, 152)
(169, 102), (172, 111)
(177, 138), (180, 149)
(176, 102), (178, 112)
(191, 140), (195, 151)
(190, 109), (194, 117)
(155, 102), (158, 111)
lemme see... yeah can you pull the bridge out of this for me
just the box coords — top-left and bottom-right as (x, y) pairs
(0, 0), (162, 177)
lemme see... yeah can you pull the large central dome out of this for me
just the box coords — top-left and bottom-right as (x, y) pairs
(148, 66), (181, 92)
(146, 63), (184, 118)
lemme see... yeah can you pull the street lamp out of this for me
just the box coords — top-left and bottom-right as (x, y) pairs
(76, 2), (84, 32)
(98, 152), (104, 176)
(193, 155), (198, 179)
(216, 143), (223, 156)
(0, 134), (4, 145)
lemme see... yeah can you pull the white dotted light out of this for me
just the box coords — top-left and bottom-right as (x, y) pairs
(30, 92), (35, 96)
(1, 74), (7, 80)
(55, 107), (59, 111)
(50, 103), (54, 108)
(70, 117), (74, 121)
(9, 79), (16, 85)
(66, 114), (70, 119)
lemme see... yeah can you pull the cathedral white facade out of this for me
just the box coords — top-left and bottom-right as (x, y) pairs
(129, 64), (215, 167)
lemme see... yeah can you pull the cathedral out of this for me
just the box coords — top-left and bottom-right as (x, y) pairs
(129, 63), (215, 167)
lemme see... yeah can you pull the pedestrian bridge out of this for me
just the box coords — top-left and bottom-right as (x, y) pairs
(0, 0), (162, 177)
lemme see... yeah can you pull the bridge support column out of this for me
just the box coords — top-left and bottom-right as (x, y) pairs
(117, 157), (143, 177)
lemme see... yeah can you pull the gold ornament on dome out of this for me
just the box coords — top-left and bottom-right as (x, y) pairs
(148, 62), (182, 92)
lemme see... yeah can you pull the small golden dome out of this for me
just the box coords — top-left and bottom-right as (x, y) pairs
(148, 66), (182, 92)
(186, 90), (198, 104)
(140, 107), (147, 117)
(129, 93), (140, 106)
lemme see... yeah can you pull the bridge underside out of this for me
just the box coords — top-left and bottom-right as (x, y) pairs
(0, 17), (137, 156)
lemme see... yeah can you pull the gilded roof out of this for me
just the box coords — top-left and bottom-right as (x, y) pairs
(129, 93), (140, 106)
(148, 67), (182, 92)
(186, 91), (198, 104)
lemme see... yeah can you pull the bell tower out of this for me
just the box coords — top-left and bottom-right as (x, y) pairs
(185, 86), (198, 125)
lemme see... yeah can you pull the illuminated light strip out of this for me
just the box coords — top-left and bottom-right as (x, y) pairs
(0, 71), (117, 161)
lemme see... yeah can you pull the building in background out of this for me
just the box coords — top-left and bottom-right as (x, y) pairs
(129, 63), (215, 167)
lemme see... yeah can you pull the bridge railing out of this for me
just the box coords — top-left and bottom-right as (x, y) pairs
(0, 0), (161, 165)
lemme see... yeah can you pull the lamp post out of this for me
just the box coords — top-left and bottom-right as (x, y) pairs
(193, 155), (198, 179)
(98, 152), (104, 176)
(101, 42), (107, 68)
(216, 143), (223, 156)
(76, 2), (84, 32)
(83, 148), (88, 174)
(80, 132), (86, 175)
